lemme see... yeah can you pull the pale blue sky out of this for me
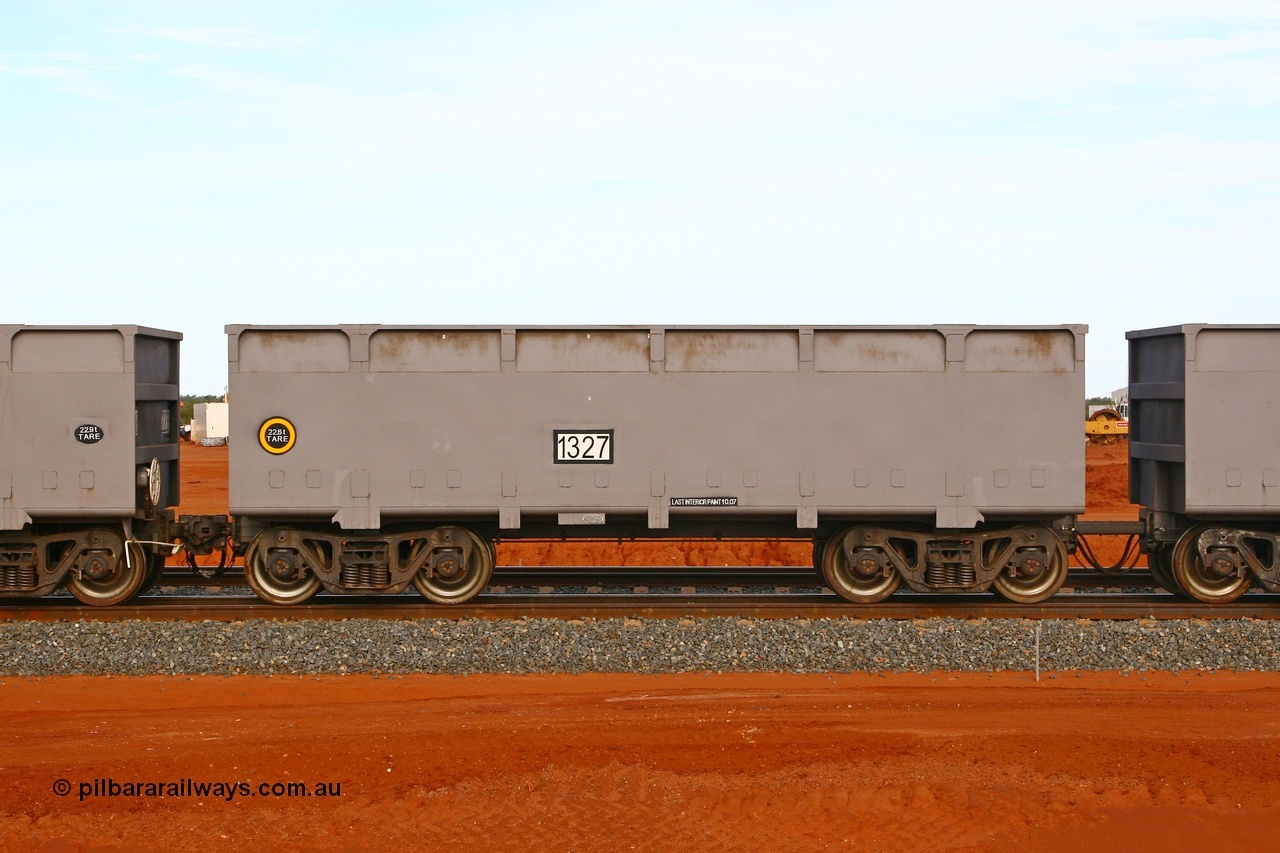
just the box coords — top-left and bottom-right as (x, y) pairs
(3, 1), (1278, 395)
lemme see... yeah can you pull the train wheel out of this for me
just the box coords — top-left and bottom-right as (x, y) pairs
(821, 530), (900, 603)
(1171, 525), (1251, 604)
(991, 531), (1068, 604)
(811, 538), (827, 575)
(137, 551), (169, 596)
(413, 528), (494, 605)
(65, 536), (147, 606)
(245, 532), (321, 605)
(810, 537), (830, 584)
(1146, 546), (1181, 595)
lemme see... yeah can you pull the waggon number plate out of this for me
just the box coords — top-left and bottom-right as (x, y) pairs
(554, 430), (613, 464)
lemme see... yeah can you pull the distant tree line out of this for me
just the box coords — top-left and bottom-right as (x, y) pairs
(180, 394), (223, 425)
(1086, 395), (1115, 414)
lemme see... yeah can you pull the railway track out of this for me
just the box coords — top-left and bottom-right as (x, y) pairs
(161, 564), (1155, 590)
(164, 565), (829, 589)
(5, 590), (1279, 622)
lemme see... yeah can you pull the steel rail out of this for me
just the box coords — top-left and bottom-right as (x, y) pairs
(4, 592), (1279, 622)
(160, 565), (1157, 589)
(162, 566), (826, 588)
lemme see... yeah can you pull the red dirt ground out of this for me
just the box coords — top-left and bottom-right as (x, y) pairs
(3, 673), (1278, 851)
(9, 441), (1265, 851)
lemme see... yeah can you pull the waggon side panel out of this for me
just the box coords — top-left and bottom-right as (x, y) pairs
(0, 326), (182, 529)
(227, 325), (1085, 532)
(1129, 324), (1280, 518)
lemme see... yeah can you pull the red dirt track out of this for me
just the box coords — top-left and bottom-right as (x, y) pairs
(8, 441), (1276, 851)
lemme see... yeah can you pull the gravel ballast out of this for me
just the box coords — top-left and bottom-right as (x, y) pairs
(3, 617), (1280, 675)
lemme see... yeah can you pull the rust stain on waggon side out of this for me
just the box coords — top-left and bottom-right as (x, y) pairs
(964, 330), (1075, 373)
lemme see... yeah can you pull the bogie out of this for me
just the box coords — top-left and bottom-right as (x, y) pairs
(820, 524), (1068, 604)
(64, 533), (148, 607)
(1169, 525), (1252, 604)
(239, 524), (495, 606)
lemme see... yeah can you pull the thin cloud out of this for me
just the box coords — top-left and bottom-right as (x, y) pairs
(2, 1), (1278, 396)
(113, 24), (313, 51)
(0, 62), (135, 103)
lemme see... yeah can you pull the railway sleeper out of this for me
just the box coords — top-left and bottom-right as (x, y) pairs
(821, 523), (1068, 604)
(243, 524), (494, 605)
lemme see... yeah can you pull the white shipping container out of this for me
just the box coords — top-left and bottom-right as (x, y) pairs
(193, 402), (229, 442)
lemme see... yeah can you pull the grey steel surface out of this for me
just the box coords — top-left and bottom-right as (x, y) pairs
(0, 325), (182, 530)
(1128, 324), (1280, 518)
(227, 325), (1086, 537)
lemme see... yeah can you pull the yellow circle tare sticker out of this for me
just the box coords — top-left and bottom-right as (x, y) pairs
(259, 417), (296, 454)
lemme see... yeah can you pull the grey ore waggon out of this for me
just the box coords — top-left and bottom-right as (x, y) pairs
(1129, 325), (1280, 603)
(9, 321), (1280, 608)
(0, 326), (208, 605)
(227, 324), (1086, 605)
